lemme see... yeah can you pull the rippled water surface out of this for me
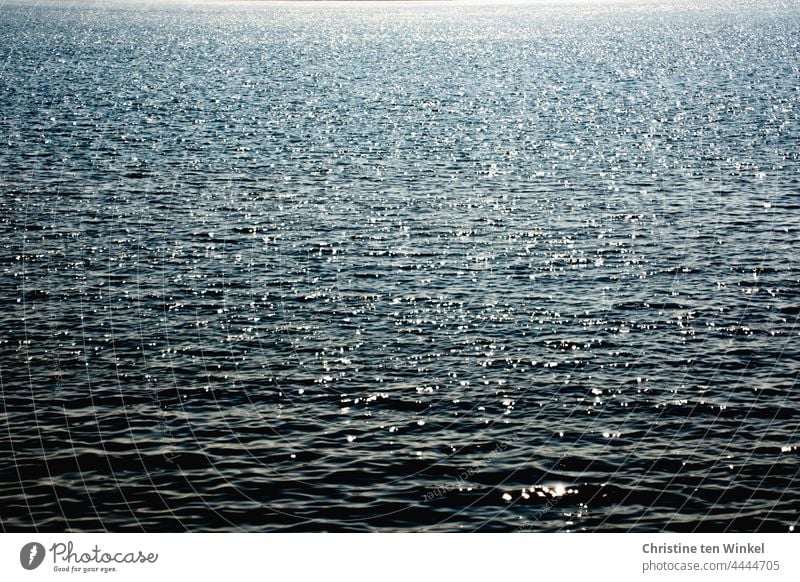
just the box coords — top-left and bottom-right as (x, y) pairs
(1, 0), (799, 532)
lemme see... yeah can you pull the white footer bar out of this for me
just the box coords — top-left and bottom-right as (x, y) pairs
(1, 533), (796, 581)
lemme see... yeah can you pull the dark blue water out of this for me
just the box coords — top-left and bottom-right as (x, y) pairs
(1, 0), (799, 532)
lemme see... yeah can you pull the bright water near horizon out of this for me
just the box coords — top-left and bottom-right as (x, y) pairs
(1, 0), (799, 532)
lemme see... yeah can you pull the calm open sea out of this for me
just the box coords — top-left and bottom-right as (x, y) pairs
(1, 0), (799, 532)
